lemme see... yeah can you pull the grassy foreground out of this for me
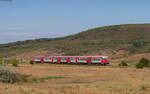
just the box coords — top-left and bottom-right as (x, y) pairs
(0, 64), (150, 94)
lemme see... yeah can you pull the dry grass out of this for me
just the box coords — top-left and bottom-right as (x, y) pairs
(1, 64), (150, 94)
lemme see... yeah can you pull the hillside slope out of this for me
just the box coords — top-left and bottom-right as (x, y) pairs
(0, 24), (150, 61)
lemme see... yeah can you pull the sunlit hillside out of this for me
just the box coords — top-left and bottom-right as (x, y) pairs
(0, 24), (150, 61)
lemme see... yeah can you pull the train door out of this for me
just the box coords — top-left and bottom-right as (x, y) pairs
(87, 57), (92, 63)
(66, 57), (71, 63)
(57, 57), (61, 63)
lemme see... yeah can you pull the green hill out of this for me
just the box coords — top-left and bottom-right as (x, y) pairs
(0, 24), (150, 60)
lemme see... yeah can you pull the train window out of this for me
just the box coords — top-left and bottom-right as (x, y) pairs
(54, 58), (58, 60)
(35, 58), (41, 60)
(70, 58), (75, 60)
(64, 58), (73, 60)
(66, 58), (70, 60)
(34, 58), (41, 61)
(44, 58), (52, 60)
(92, 58), (101, 61)
(79, 58), (87, 61)
(61, 58), (66, 60)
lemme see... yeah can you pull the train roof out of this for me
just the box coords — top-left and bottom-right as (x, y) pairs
(34, 56), (108, 58)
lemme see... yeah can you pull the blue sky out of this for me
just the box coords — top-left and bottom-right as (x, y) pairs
(0, 0), (150, 43)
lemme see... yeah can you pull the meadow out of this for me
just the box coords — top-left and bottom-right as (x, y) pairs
(0, 63), (150, 94)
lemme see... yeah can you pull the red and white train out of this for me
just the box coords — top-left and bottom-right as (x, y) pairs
(34, 56), (109, 65)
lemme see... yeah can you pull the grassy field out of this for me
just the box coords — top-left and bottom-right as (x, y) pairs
(0, 64), (150, 94)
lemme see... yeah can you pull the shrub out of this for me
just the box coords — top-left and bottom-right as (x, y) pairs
(132, 40), (143, 47)
(10, 59), (19, 67)
(0, 66), (18, 83)
(136, 58), (150, 68)
(139, 58), (149, 67)
(29, 60), (34, 65)
(136, 62), (144, 69)
(0, 66), (30, 83)
(118, 61), (128, 67)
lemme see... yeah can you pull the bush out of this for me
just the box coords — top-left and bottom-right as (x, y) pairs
(29, 60), (34, 65)
(132, 40), (143, 47)
(10, 59), (19, 67)
(0, 66), (18, 83)
(0, 66), (30, 83)
(136, 58), (150, 68)
(136, 62), (144, 69)
(139, 58), (149, 67)
(118, 61), (128, 67)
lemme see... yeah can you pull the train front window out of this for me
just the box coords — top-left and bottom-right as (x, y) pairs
(103, 58), (108, 60)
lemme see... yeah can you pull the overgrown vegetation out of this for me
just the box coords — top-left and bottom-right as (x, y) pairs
(136, 58), (150, 69)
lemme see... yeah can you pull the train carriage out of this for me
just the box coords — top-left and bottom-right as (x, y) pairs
(43, 57), (53, 63)
(34, 56), (109, 65)
(77, 57), (90, 63)
(91, 57), (102, 64)
(34, 56), (44, 63)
